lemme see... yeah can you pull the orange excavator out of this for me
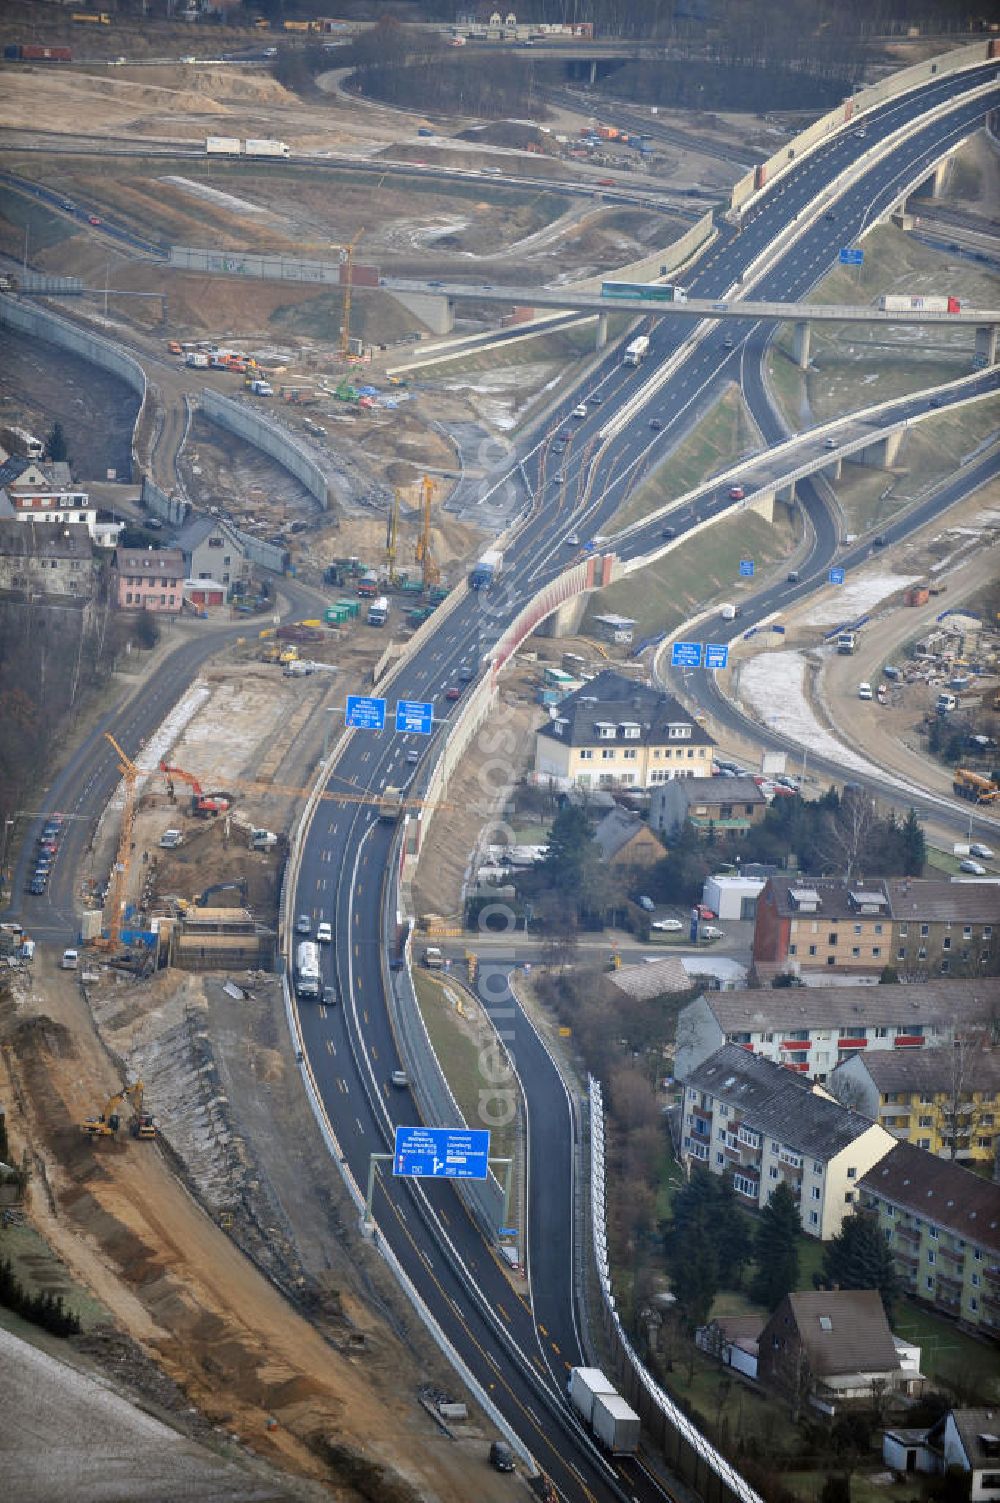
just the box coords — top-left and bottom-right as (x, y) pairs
(159, 761), (232, 817)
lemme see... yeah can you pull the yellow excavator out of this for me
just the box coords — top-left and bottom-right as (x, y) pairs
(81, 1081), (156, 1141)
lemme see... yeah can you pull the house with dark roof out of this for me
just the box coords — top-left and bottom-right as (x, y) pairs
(174, 513), (252, 597)
(111, 545), (184, 613)
(0, 519), (96, 600)
(682, 1043), (896, 1237)
(758, 1290), (923, 1412)
(592, 807), (665, 871)
(830, 1046), (1000, 1164)
(883, 1409), (1000, 1492)
(860, 1140), (1000, 1336)
(533, 669), (715, 791)
(651, 774), (767, 841)
(753, 875), (998, 981)
(674, 979), (1000, 1085)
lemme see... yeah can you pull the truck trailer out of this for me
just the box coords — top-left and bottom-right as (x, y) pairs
(877, 294), (961, 314)
(205, 136), (242, 156)
(295, 941), (321, 999)
(567, 1368), (616, 1425)
(623, 335), (650, 367)
(245, 139), (290, 159)
(592, 1393), (641, 1456)
(469, 549), (503, 590)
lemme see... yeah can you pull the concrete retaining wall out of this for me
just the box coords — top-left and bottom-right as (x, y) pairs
(574, 209), (716, 293)
(730, 40), (995, 210)
(0, 293), (146, 480)
(198, 389), (335, 510)
(141, 475), (190, 528)
(590, 1077), (764, 1503)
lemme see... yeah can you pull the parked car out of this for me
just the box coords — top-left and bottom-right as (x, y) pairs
(652, 918), (683, 932)
(489, 1441), (515, 1473)
(959, 859), (987, 875)
(969, 843), (994, 859)
(695, 904), (716, 920)
(295, 913), (311, 935)
(701, 925), (724, 940)
(316, 921), (332, 943)
(637, 895), (655, 912)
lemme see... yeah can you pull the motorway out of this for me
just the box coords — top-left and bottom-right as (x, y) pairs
(284, 60), (1000, 1502)
(6, 57), (999, 1503)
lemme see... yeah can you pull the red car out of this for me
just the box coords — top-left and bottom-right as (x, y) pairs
(695, 903), (716, 921)
(88, 215), (101, 226)
(445, 685), (462, 701)
(728, 484), (745, 501)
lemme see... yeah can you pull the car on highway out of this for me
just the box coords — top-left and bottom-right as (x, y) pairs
(652, 918), (683, 932)
(427, 279), (444, 287)
(823, 436), (837, 448)
(959, 859), (987, 875)
(88, 214), (102, 226)
(316, 921), (333, 944)
(61, 200), (76, 212)
(661, 525), (676, 539)
(445, 685), (462, 701)
(589, 392), (604, 405)
(872, 533), (887, 548)
(649, 417), (663, 430)
(596, 178), (616, 187)
(728, 484), (745, 500)
(854, 127), (867, 139)
(572, 403), (587, 418)
(970, 843), (994, 860)
(405, 748), (420, 764)
(28, 876), (47, 896)
(553, 471), (565, 485)
(787, 569), (800, 582)
(390, 1069), (409, 1088)
(295, 913), (311, 935)
(565, 533), (580, 546)
(323, 986), (337, 1007)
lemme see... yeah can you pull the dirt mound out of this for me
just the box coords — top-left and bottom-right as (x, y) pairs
(8, 1012), (76, 1059)
(457, 120), (551, 150)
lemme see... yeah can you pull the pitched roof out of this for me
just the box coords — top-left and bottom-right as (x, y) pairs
(837, 1045), (1000, 1097)
(114, 546), (185, 577)
(537, 669), (715, 750)
(777, 1290), (900, 1377)
(0, 489), (13, 520)
(609, 955), (691, 1001)
(699, 979), (1000, 1035)
(685, 1043), (881, 1160)
(670, 776), (766, 808)
(174, 512), (246, 556)
(593, 807), (663, 861)
(761, 875), (890, 921)
(0, 519), (92, 560)
(859, 1141), (1000, 1255)
(0, 455), (30, 488)
(885, 878), (1000, 924)
(948, 1410), (1000, 1469)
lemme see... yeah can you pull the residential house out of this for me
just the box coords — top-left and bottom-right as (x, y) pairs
(859, 1140), (1000, 1336)
(884, 879), (999, 978)
(695, 1315), (763, 1380)
(0, 519), (96, 598)
(607, 954), (691, 1006)
(753, 876), (893, 978)
(175, 513), (252, 598)
(934, 1411), (1000, 1500)
(681, 1044), (896, 1237)
(651, 775), (767, 841)
(674, 979), (1000, 1084)
(758, 1290), (923, 1414)
(592, 807), (665, 873)
(112, 546), (185, 613)
(534, 669), (715, 790)
(830, 1047), (1000, 1163)
(0, 453), (100, 532)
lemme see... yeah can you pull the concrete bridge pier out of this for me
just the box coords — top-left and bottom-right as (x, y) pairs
(975, 324), (998, 366)
(857, 429), (904, 470)
(793, 320), (812, 370)
(595, 312), (609, 351)
(589, 58), (598, 84)
(920, 159), (950, 198)
(749, 491), (775, 523)
(774, 482), (796, 507)
(536, 595), (589, 638)
(391, 292), (455, 336)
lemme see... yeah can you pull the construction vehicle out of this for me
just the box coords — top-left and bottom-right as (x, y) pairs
(159, 761), (232, 817)
(97, 734), (140, 956)
(953, 768), (999, 804)
(81, 1081), (155, 1141)
(415, 475), (439, 591)
(196, 879), (249, 908)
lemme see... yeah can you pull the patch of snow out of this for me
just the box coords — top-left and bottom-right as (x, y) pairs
(160, 175), (272, 217)
(800, 573), (923, 626)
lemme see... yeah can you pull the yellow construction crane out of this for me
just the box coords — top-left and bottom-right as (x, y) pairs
(386, 488), (401, 584)
(414, 474), (440, 590)
(339, 226), (365, 361)
(98, 733), (139, 954)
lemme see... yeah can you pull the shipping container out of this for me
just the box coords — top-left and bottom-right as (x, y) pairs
(206, 136), (241, 156)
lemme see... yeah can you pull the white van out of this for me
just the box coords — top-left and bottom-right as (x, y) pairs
(61, 948), (79, 970)
(720, 603), (739, 621)
(858, 682), (873, 700)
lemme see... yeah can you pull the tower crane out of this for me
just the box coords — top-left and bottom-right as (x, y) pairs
(414, 474), (439, 590)
(339, 226), (365, 362)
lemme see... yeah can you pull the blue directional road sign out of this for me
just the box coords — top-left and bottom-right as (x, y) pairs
(346, 694), (386, 731)
(705, 643), (729, 670)
(393, 1125), (491, 1181)
(839, 248), (864, 265)
(395, 699), (434, 735)
(739, 558), (755, 578)
(671, 641), (702, 668)
(828, 567), (845, 586)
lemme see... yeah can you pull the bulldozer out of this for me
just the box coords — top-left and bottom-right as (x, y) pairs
(81, 1081), (156, 1142)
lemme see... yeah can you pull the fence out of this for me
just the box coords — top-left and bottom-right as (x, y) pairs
(589, 1076), (765, 1503)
